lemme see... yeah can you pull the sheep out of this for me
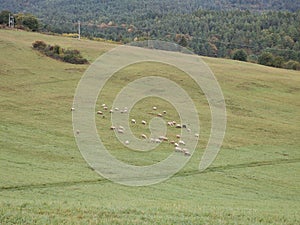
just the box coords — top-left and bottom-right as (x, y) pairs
(176, 134), (181, 139)
(131, 119), (136, 124)
(114, 107), (119, 111)
(125, 140), (130, 145)
(153, 106), (157, 110)
(163, 110), (167, 114)
(141, 134), (147, 139)
(175, 147), (182, 152)
(155, 138), (162, 143)
(187, 128), (191, 132)
(157, 113), (163, 117)
(97, 111), (103, 115)
(117, 129), (124, 134)
(76, 129), (80, 135)
(109, 109), (113, 113)
(103, 106), (108, 110)
(158, 136), (168, 141)
(150, 138), (155, 143)
(118, 125), (124, 130)
(195, 133), (199, 138)
(176, 124), (182, 128)
(110, 126), (116, 130)
(101, 103), (106, 107)
(71, 107), (75, 111)
(169, 140), (175, 145)
(183, 149), (191, 156)
(142, 120), (147, 125)
(174, 143), (179, 147)
(178, 140), (185, 145)
(167, 121), (174, 126)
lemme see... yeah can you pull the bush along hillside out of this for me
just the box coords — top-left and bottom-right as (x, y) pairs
(32, 40), (89, 64)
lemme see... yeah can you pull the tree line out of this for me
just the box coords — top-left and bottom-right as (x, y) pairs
(1, 4), (299, 70)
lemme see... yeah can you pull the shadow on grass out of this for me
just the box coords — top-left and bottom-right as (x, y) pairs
(1, 158), (299, 191)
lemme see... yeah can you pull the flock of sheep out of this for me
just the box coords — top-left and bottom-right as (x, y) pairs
(87, 103), (200, 157)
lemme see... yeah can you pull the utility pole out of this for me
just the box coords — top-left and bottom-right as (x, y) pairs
(8, 14), (14, 28)
(78, 20), (81, 40)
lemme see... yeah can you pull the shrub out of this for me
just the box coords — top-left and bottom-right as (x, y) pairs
(258, 52), (274, 66)
(32, 41), (88, 64)
(232, 49), (247, 62)
(32, 40), (47, 50)
(283, 60), (300, 70)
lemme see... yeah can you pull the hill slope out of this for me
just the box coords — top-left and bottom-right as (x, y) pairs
(0, 30), (300, 224)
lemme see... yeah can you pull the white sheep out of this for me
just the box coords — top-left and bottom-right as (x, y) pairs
(174, 143), (179, 147)
(101, 103), (106, 107)
(109, 109), (113, 113)
(176, 124), (182, 128)
(71, 107), (75, 111)
(175, 147), (182, 152)
(142, 120), (147, 125)
(125, 140), (130, 145)
(97, 111), (103, 115)
(153, 106), (157, 110)
(163, 110), (167, 114)
(141, 134), (147, 139)
(103, 106), (108, 110)
(131, 119), (136, 124)
(114, 107), (119, 111)
(157, 113), (163, 117)
(195, 133), (199, 138)
(178, 140), (185, 145)
(176, 134), (181, 139)
(117, 129), (124, 134)
(110, 126), (116, 130)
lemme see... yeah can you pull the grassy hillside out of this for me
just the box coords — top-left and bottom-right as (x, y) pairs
(0, 29), (300, 224)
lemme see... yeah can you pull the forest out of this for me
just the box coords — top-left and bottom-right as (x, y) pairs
(1, 0), (300, 69)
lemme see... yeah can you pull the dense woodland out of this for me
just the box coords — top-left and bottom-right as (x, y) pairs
(1, 0), (300, 69)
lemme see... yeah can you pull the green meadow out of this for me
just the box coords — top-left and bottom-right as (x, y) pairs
(0, 29), (299, 224)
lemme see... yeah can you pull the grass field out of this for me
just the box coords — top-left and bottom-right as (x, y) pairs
(0, 29), (300, 224)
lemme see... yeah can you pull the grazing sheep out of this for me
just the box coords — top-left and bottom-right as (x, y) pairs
(109, 109), (113, 113)
(131, 119), (136, 124)
(141, 134), (147, 139)
(71, 107), (75, 111)
(158, 136), (168, 141)
(178, 140), (186, 145)
(117, 129), (124, 134)
(125, 140), (130, 145)
(110, 126), (116, 130)
(163, 110), (167, 114)
(150, 138), (155, 143)
(114, 107), (119, 111)
(176, 134), (181, 139)
(167, 121), (174, 126)
(174, 143), (179, 147)
(170, 140), (175, 145)
(175, 147), (182, 152)
(176, 124), (182, 128)
(157, 113), (163, 117)
(76, 129), (80, 135)
(183, 150), (191, 156)
(101, 103), (106, 107)
(103, 106), (108, 110)
(187, 128), (191, 132)
(153, 106), (157, 110)
(155, 138), (162, 143)
(118, 126), (124, 130)
(195, 133), (199, 138)
(142, 120), (147, 125)
(97, 111), (103, 115)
